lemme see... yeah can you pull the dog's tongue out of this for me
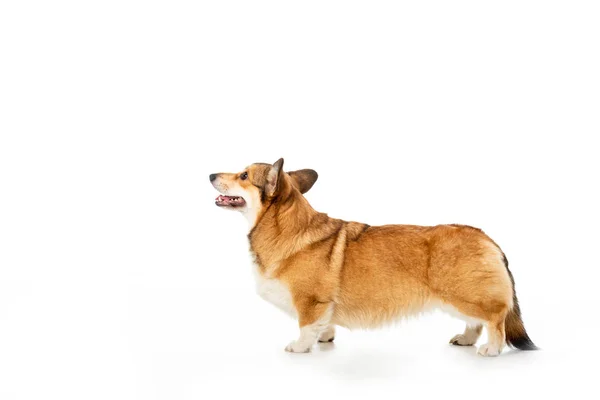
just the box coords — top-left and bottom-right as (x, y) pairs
(215, 195), (246, 207)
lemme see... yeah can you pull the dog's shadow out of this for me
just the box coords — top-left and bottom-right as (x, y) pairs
(308, 342), (538, 380)
(311, 343), (410, 380)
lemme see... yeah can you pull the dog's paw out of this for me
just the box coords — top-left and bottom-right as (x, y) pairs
(477, 344), (501, 357)
(285, 341), (312, 353)
(449, 333), (476, 346)
(318, 326), (335, 343)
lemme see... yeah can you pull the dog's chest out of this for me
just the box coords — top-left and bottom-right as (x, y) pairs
(252, 262), (296, 318)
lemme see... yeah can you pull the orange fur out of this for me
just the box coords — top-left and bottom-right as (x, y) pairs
(210, 159), (536, 356)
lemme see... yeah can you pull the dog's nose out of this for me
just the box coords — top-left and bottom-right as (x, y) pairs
(209, 173), (217, 182)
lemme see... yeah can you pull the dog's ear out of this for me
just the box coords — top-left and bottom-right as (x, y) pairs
(288, 169), (318, 194)
(265, 158), (285, 197)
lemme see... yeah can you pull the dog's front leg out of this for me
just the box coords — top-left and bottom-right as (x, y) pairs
(318, 325), (336, 342)
(285, 299), (334, 353)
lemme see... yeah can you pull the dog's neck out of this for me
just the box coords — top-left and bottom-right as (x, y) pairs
(247, 191), (341, 274)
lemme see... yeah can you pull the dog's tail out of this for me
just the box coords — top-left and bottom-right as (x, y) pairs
(502, 254), (538, 351)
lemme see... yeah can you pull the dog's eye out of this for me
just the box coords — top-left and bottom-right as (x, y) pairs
(240, 172), (248, 180)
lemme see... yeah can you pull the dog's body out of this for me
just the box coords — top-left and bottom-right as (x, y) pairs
(210, 159), (536, 356)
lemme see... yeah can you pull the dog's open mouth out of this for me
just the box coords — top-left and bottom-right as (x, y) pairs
(215, 195), (246, 207)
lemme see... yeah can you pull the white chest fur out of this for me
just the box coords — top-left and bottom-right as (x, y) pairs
(252, 263), (297, 318)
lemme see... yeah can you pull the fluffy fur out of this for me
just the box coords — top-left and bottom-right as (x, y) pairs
(210, 159), (537, 356)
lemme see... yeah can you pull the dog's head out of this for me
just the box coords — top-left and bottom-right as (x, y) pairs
(209, 158), (318, 227)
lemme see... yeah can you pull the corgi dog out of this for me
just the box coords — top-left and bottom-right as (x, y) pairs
(209, 158), (537, 356)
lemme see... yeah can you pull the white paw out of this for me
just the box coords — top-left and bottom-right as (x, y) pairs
(449, 334), (476, 346)
(285, 341), (312, 353)
(318, 328), (335, 343)
(477, 344), (500, 357)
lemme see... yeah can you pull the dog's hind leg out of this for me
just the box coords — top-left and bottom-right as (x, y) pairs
(441, 297), (509, 356)
(477, 314), (507, 357)
(318, 325), (336, 343)
(450, 324), (482, 346)
(285, 299), (333, 353)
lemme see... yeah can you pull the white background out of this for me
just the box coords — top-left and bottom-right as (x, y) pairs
(1, 1), (599, 399)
